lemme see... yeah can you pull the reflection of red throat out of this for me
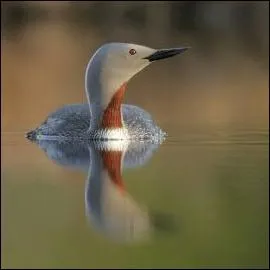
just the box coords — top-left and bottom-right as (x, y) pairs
(101, 151), (125, 193)
(101, 83), (127, 129)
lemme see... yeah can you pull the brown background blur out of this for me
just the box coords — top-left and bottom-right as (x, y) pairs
(1, 1), (269, 133)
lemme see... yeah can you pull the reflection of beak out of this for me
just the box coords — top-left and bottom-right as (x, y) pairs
(144, 47), (190, 62)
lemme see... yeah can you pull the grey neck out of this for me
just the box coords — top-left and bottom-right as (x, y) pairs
(84, 57), (125, 131)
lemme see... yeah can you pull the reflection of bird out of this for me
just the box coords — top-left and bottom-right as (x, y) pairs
(33, 138), (172, 243)
(86, 141), (152, 243)
(26, 43), (188, 141)
(36, 139), (160, 171)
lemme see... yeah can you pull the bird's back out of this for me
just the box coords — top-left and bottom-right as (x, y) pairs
(28, 104), (166, 141)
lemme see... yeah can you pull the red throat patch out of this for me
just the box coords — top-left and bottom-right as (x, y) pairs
(101, 151), (125, 193)
(101, 83), (127, 128)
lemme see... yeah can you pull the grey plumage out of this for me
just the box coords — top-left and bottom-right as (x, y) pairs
(27, 103), (166, 142)
(26, 42), (188, 142)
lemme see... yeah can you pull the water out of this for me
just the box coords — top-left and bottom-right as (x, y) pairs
(1, 127), (269, 268)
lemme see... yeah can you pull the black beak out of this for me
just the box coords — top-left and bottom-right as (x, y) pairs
(144, 47), (189, 62)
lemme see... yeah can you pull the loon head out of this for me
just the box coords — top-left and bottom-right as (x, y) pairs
(85, 43), (189, 135)
(87, 43), (189, 91)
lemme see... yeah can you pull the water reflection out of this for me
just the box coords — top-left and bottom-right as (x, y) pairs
(29, 139), (171, 243)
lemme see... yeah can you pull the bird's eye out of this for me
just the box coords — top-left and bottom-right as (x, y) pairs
(129, 49), (136, 55)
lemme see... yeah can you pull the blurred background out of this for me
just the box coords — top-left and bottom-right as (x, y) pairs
(1, 1), (269, 133)
(1, 1), (269, 268)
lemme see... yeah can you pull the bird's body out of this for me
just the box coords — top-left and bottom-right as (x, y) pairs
(26, 43), (188, 142)
(30, 103), (166, 141)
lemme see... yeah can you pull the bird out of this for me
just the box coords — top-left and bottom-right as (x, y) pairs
(26, 43), (188, 142)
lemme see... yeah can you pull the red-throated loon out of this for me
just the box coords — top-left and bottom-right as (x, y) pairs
(26, 43), (188, 141)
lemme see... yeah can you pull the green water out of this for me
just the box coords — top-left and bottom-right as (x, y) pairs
(1, 128), (269, 268)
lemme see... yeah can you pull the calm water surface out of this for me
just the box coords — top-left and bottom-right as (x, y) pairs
(1, 127), (269, 268)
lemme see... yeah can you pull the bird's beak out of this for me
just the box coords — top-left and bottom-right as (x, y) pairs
(144, 47), (190, 62)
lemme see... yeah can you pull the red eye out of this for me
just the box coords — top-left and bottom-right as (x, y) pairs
(129, 49), (136, 55)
